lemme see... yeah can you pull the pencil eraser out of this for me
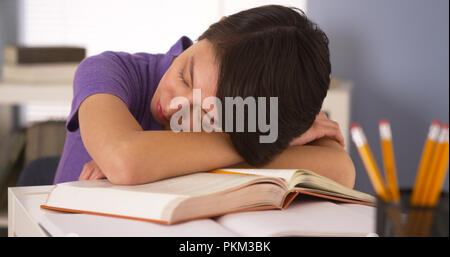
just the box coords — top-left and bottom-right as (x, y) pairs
(379, 119), (389, 125)
(442, 123), (449, 129)
(350, 122), (360, 130)
(432, 120), (441, 126)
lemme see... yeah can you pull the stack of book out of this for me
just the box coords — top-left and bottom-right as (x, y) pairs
(2, 45), (86, 84)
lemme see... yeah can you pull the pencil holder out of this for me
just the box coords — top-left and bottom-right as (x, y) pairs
(376, 189), (449, 237)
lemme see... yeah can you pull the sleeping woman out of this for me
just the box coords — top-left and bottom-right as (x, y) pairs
(53, 5), (356, 188)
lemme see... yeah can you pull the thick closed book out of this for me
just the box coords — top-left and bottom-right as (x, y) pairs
(3, 46), (86, 64)
(41, 169), (375, 225)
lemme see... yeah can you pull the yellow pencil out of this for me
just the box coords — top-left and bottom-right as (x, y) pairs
(379, 119), (400, 203)
(351, 123), (389, 201)
(417, 124), (447, 206)
(410, 120), (441, 206)
(422, 124), (449, 207)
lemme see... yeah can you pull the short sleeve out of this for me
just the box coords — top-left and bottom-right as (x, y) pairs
(66, 51), (134, 132)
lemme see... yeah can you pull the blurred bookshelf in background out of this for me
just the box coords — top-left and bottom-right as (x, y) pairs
(0, 45), (85, 220)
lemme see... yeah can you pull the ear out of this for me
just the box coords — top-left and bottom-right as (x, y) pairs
(220, 16), (226, 21)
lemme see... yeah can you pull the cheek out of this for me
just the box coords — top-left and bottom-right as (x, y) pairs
(151, 74), (171, 113)
(154, 76), (173, 103)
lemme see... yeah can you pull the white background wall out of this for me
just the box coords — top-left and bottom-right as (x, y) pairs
(18, 0), (307, 56)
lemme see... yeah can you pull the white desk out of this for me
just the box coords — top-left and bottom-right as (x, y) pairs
(8, 185), (376, 237)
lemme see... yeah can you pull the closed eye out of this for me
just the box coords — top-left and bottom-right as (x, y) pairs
(178, 68), (189, 87)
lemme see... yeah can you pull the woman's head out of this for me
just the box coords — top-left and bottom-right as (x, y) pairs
(151, 5), (331, 166)
(151, 39), (219, 129)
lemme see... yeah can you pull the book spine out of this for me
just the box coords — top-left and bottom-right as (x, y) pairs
(4, 47), (86, 64)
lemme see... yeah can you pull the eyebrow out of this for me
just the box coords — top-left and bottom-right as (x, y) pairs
(189, 55), (195, 88)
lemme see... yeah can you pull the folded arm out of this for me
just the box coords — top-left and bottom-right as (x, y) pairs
(79, 94), (243, 185)
(79, 93), (355, 188)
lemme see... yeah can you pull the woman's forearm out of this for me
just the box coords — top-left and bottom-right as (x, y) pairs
(80, 94), (353, 187)
(114, 131), (243, 184)
(79, 94), (243, 185)
(115, 131), (355, 188)
(228, 138), (356, 188)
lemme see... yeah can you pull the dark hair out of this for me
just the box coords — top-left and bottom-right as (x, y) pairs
(198, 5), (331, 166)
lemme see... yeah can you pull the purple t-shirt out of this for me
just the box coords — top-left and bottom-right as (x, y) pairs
(53, 36), (193, 184)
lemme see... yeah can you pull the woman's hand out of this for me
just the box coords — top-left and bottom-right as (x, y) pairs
(289, 112), (345, 147)
(78, 160), (106, 181)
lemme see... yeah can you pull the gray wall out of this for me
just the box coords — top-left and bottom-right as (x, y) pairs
(308, 0), (449, 194)
(0, 0), (19, 142)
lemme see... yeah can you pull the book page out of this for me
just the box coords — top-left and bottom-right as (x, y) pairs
(74, 172), (278, 196)
(217, 169), (298, 182)
(297, 187), (375, 203)
(39, 211), (239, 237)
(215, 196), (376, 237)
(336, 203), (376, 219)
(292, 170), (376, 203)
(216, 169), (375, 203)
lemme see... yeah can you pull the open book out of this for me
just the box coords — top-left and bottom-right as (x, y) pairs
(41, 169), (375, 225)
